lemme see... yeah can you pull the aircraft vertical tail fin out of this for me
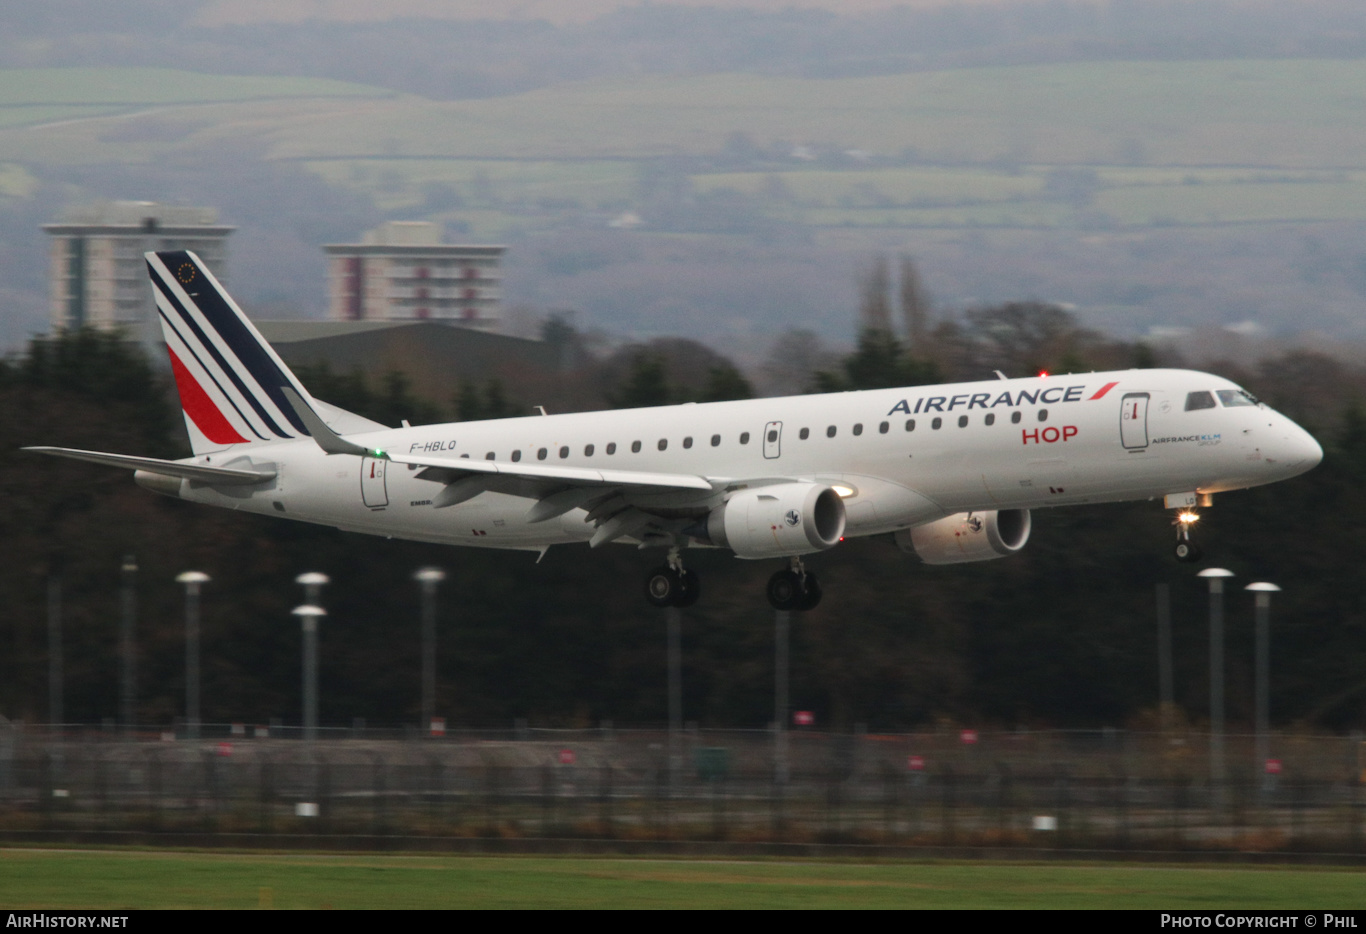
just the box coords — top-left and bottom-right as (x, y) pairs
(146, 250), (317, 455)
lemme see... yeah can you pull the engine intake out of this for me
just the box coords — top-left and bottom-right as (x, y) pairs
(705, 482), (846, 559)
(895, 509), (1031, 564)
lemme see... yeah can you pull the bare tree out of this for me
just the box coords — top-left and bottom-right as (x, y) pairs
(899, 255), (932, 354)
(858, 256), (893, 335)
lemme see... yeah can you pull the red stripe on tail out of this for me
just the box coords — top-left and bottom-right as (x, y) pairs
(167, 348), (249, 444)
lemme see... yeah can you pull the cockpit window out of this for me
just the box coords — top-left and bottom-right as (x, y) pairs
(1185, 391), (1217, 411)
(1217, 389), (1259, 407)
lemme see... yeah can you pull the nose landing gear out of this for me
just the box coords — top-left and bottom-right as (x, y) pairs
(1173, 509), (1204, 563)
(766, 556), (822, 611)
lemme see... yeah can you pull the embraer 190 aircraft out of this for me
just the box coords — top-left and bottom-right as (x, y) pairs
(27, 251), (1323, 610)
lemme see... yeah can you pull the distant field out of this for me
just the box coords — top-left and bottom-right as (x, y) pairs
(0, 68), (391, 138)
(0, 68), (390, 107)
(8, 62), (1366, 235)
(2, 849), (1365, 909)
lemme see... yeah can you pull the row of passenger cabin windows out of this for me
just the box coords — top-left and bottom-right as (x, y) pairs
(482, 410), (1050, 461)
(501, 432), (751, 461)
(802, 409), (1047, 437)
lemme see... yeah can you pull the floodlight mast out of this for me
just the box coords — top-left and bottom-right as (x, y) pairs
(1246, 582), (1282, 787)
(176, 571), (211, 740)
(293, 605), (327, 743)
(1198, 567), (1234, 801)
(414, 568), (446, 736)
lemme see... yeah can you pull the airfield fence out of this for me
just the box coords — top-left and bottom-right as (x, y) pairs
(1, 725), (1364, 853)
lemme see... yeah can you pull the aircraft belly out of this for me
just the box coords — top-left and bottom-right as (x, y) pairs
(838, 476), (945, 535)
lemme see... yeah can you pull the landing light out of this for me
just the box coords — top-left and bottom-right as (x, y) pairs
(1177, 510), (1201, 525)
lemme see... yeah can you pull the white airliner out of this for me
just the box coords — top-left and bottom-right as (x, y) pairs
(27, 251), (1323, 610)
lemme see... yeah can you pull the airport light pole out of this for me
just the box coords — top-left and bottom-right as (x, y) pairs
(1198, 568), (1234, 801)
(296, 572), (330, 609)
(413, 567), (446, 735)
(120, 555), (137, 738)
(176, 571), (210, 740)
(47, 572), (61, 736)
(774, 608), (790, 786)
(1246, 582), (1281, 786)
(293, 605), (326, 744)
(1156, 581), (1174, 732)
(668, 605), (682, 791)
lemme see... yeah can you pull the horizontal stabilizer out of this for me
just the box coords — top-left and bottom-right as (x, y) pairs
(23, 447), (275, 485)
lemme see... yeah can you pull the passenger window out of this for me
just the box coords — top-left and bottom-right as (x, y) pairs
(879, 421), (889, 434)
(584, 444), (594, 456)
(657, 439), (668, 451)
(1038, 409), (1048, 422)
(1186, 391), (1217, 411)
(985, 413), (995, 426)
(826, 425), (836, 438)
(1216, 389), (1256, 408)
(799, 427), (810, 440)
(537, 448), (548, 460)
(606, 442), (617, 455)
(853, 423), (863, 436)
(683, 436), (693, 449)
(559, 446), (569, 459)
(1011, 411), (1022, 424)
(740, 432), (750, 444)
(958, 415), (968, 427)
(485, 452), (495, 460)
(767, 429), (778, 443)
(710, 434), (721, 447)
(511, 450), (522, 462)
(905, 419), (916, 431)
(932, 417), (942, 430)
(631, 440), (642, 453)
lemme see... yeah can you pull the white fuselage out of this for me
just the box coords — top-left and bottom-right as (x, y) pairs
(176, 368), (1323, 553)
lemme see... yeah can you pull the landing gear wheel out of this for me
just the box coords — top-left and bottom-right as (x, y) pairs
(1174, 541), (1203, 563)
(767, 570), (821, 611)
(674, 571), (701, 608)
(797, 572), (822, 611)
(645, 566), (682, 607)
(766, 570), (803, 611)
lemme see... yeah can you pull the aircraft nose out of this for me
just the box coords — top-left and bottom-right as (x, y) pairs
(1297, 426), (1324, 471)
(1280, 418), (1323, 473)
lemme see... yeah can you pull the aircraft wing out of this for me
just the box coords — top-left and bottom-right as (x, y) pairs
(23, 447), (276, 485)
(388, 451), (715, 491)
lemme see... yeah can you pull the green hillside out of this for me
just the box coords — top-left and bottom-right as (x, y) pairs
(7, 61), (1366, 237)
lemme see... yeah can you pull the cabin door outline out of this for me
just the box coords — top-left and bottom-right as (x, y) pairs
(763, 421), (782, 459)
(1120, 392), (1150, 450)
(361, 456), (389, 507)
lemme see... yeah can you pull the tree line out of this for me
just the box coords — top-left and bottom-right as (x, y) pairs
(2, 300), (1364, 735)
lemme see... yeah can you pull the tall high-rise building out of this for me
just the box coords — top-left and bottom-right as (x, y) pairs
(324, 222), (504, 330)
(44, 201), (233, 343)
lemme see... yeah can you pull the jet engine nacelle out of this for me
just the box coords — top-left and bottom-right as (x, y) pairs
(895, 509), (1031, 564)
(705, 482), (847, 559)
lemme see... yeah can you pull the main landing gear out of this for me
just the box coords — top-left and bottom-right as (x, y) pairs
(643, 550), (822, 611)
(1173, 509), (1204, 563)
(766, 556), (822, 612)
(645, 549), (700, 608)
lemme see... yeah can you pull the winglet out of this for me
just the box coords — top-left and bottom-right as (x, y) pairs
(282, 387), (374, 457)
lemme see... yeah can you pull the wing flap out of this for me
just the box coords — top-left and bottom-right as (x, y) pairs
(390, 452), (714, 492)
